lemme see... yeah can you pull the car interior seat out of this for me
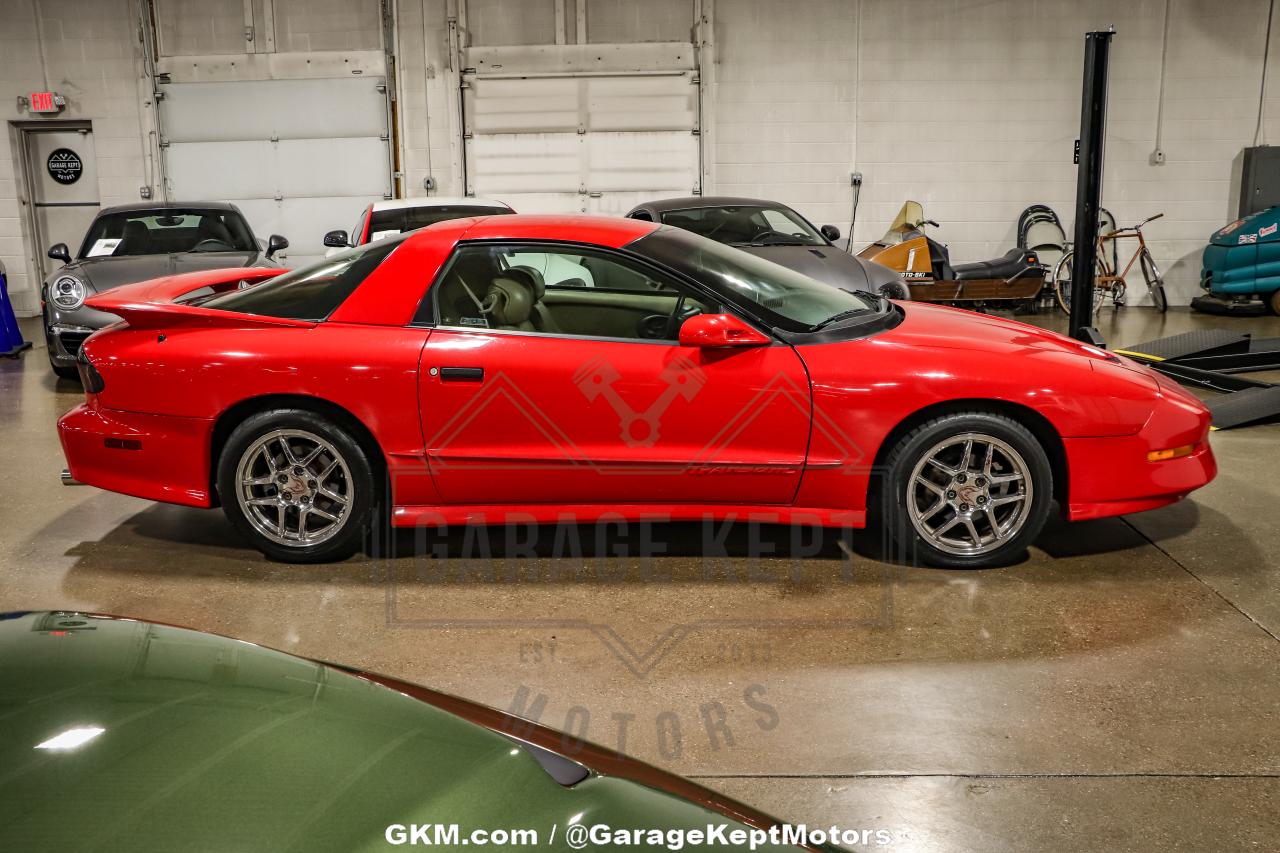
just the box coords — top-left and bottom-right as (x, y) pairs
(928, 239), (955, 280)
(485, 272), (537, 331)
(117, 220), (151, 255)
(508, 265), (560, 333)
(196, 215), (234, 247)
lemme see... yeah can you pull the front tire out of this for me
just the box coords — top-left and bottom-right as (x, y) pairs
(1140, 249), (1168, 313)
(879, 412), (1053, 568)
(217, 409), (377, 563)
(1052, 251), (1105, 316)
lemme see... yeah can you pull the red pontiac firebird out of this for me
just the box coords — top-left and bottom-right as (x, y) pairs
(58, 215), (1216, 567)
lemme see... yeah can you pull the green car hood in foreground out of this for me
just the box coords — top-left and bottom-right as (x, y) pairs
(0, 612), (831, 852)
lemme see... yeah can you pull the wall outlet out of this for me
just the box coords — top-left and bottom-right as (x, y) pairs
(1150, 148), (1166, 165)
(850, 171), (863, 186)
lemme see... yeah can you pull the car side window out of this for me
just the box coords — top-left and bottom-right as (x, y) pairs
(423, 243), (720, 342)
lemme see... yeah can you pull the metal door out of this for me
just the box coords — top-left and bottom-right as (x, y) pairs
(23, 125), (99, 277)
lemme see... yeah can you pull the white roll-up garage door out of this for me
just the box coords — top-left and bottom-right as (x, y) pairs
(462, 44), (701, 215)
(159, 77), (392, 266)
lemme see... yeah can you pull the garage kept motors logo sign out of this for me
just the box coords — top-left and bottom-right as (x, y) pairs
(46, 148), (83, 185)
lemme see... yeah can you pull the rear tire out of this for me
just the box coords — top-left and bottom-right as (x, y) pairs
(217, 409), (377, 563)
(879, 412), (1053, 568)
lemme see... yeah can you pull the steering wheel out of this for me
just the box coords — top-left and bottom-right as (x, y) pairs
(638, 314), (670, 339)
(751, 229), (802, 245)
(638, 304), (704, 340)
(191, 238), (234, 252)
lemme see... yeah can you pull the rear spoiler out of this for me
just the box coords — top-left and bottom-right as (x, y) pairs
(85, 267), (308, 331)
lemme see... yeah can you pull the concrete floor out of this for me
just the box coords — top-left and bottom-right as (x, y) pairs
(2, 307), (1279, 850)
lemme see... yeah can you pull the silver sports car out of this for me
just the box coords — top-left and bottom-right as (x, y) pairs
(41, 202), (288, 379)
(626, 196), (908, 300)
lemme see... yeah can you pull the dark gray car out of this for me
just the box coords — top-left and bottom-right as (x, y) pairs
(41, 202), (288, 379)
(625, 196), (908, 300)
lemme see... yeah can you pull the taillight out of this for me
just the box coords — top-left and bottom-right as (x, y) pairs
(76, 350), (105, 393)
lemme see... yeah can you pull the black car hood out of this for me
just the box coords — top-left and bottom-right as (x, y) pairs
(735, 244), (871, 290)
(68, 251), (264, 293)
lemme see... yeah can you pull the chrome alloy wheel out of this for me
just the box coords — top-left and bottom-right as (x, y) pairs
(905, 432), (1034, 557)
(235, 429), (353, 547)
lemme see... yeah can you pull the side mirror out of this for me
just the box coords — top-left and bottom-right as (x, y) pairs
(819, 224), (841, 242)
(678, 313), (771, 348)
(266, 234), (289, 259)
(323, 229), (352, 249)
(48, 243), (71, 264)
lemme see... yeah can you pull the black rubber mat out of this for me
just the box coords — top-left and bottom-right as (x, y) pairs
(1206, 385), (1280, 429)
(1190, 295), (1267, 316)
(1118, 329), (1251, 361)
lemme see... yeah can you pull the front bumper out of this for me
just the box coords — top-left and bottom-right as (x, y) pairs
(43, 303), (120, 366)
(45, 323), (96, 366)
(58, 403), (215, 507)
(1064, 377), (1217, 521)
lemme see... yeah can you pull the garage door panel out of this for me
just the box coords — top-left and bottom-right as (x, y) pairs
(466, 78), (579, 135)
(167, 138), (387, 199)
(161, 79), (387, 142)
(166, 141), (276, 198)
(586, 132), (697, 192)
(273, 139), (388, 196)
(234, 196), (373, 268)
(469, 134), (581, 195)
(585, 75), (696, 131)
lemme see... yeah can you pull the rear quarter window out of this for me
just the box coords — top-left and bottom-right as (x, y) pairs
(202, 239), (401, 321)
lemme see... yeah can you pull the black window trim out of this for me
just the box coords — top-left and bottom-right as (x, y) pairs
(622, 228), (903, 342)
(408, 238), (778, 346)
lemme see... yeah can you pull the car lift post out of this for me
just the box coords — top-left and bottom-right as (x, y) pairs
(1069, 29), (1114, 346)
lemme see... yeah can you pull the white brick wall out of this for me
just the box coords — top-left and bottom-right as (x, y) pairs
(713, 0), (1276, 306)
(0, 0), (154, 316)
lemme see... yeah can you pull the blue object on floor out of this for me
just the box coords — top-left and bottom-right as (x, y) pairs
(0, 266), (34, 358)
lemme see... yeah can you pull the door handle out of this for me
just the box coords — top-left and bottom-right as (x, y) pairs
(439, 366), (484, 382)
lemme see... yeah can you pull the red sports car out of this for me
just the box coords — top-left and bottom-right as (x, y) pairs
(58, 215), (1216, 567)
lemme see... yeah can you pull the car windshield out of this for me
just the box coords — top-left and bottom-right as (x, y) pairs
(201, 237), (404, 321)
(79, 208), (257, 258)
(658, 204), (825, 247)
(365, 205), (511, 243)
(628, 226), (882, 333)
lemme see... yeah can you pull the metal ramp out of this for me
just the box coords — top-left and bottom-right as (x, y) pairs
(1116, 328), (1280, 430)
(1114, 329), (1251, 362)
(1205, 386), (1280, 429)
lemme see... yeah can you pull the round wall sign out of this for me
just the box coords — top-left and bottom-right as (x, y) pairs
(47, 148), (83, 185)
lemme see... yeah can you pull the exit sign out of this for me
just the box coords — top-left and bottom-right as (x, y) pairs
(28, 91), (64, 113)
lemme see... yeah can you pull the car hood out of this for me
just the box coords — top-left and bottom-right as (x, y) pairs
(62, 251), (264, 293)
(0, 612), (823, 852)
(885, 300), (1134, 362)
(736, 244), (872, 290)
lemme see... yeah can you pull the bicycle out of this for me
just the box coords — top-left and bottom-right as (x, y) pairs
(1052, 213), (1168, 315)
